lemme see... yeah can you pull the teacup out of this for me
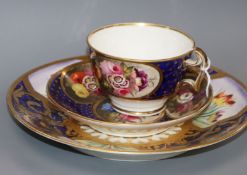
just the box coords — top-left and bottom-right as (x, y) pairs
(87, 23), (210, 116)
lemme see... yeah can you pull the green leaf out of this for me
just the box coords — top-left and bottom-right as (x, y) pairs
(103, 81), (109, 88)
(199, 107), (221, 117)
(125, 67), (134, 78)
(120, 62), (125, 69)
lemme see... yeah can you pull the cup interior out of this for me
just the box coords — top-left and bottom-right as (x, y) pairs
(88, 23), (194, 61)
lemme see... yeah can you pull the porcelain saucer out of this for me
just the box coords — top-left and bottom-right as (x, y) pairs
(49, 61), (165, 124)
(7, 55), (247, 161)
(46, 60), (212, 137)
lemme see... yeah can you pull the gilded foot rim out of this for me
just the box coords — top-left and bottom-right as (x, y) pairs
(7, 55), (247, 161)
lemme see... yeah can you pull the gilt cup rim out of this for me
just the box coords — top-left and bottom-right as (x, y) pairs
(87, 22), (196, 63)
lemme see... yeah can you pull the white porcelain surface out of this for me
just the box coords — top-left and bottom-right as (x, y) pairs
(110, 95), (167, 116)
(88, 24), (194, 60)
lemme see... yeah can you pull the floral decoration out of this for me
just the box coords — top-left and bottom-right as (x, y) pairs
(97, 60), (153, 97)
(166, 83), (208, 118)
(70, 70), (100, 98)
(193, 91), (236, 128)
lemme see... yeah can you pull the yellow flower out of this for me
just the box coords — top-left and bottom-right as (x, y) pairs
(213, 98), (226, 106)
(72, 83), (89, 98)
(213, 92), (235, 107)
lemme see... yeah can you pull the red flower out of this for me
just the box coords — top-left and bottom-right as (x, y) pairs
(70, 72), (85, 83)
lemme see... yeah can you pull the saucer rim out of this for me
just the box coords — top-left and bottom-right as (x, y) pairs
(6, 55), (247, 155)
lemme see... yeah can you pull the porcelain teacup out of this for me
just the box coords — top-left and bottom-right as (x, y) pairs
(87, 23), (210, 116)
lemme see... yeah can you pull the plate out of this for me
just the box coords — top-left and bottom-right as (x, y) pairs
(7, 55), (247, 161)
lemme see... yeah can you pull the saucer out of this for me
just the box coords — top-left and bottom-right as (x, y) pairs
(7, 55), (247, 161)
(47, 60), (213, 137)
(57, 60), (212, 120)
(49, 61), (164, 124)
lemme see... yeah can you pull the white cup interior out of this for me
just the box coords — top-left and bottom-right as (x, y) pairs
(88, 24), (194, 61)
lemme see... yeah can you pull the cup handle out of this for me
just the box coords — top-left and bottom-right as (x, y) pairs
(179, 47), (211, 93)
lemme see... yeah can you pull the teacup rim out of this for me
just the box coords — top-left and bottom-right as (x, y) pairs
(87, 22), (196, 63)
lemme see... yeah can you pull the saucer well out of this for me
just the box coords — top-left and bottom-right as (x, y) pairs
(7, 55), (247, 161)
(47, 60), (213, 137)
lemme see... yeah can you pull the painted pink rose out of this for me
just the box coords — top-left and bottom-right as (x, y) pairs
(100, 60), (123, 75)
(107, 74), (130, 96)
(107, 74), (129, 89)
